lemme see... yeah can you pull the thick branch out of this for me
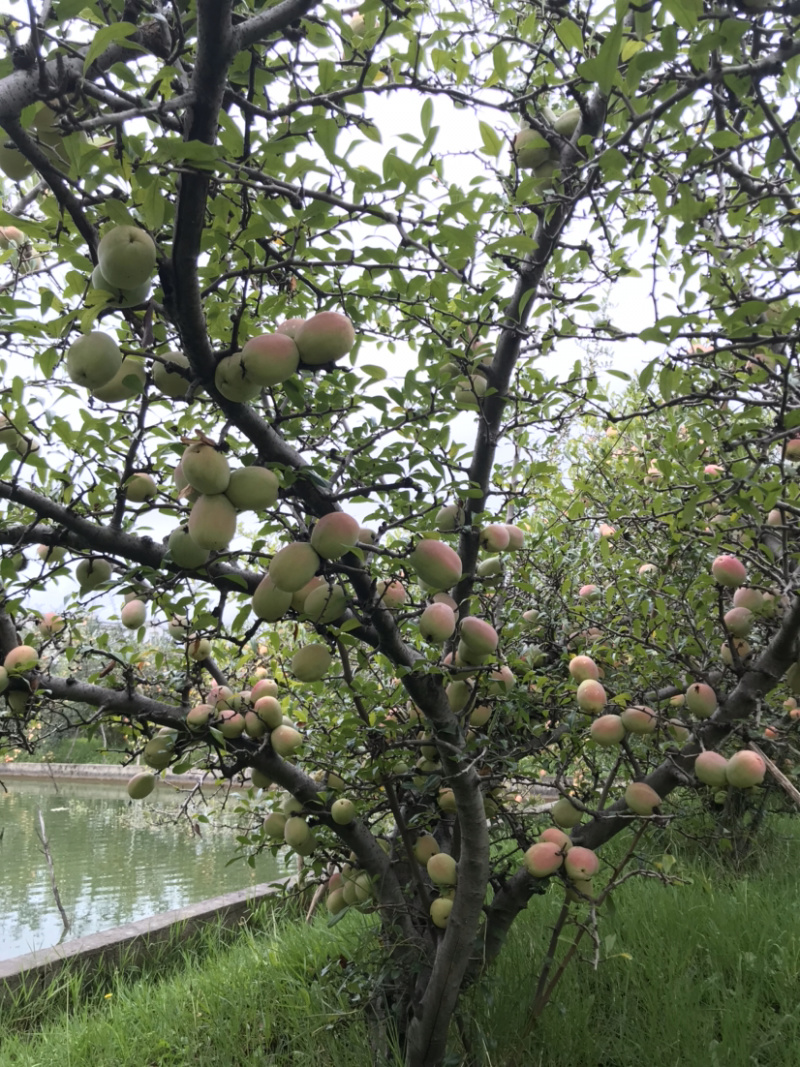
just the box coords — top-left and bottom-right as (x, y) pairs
(0, 493), (262, 596)
(233, 0), (321, 51)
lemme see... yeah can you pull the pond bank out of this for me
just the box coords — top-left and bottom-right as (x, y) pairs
(0, 761), (216, 787)
(0, 879), (287, 1004)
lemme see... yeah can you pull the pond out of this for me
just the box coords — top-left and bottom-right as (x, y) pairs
(0, 776), (284, 962)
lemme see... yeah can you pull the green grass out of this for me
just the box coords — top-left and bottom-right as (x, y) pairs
(5, 822), (800, 1066)
(463, 818), (800, 1067)
(0, 904), (388, 1067)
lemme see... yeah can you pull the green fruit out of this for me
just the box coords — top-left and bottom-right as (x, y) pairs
(294, 311), (355, 366)
(303, 582), (348, 624)
(553, 107), (580, 136)
(187, 494), (237, 551)
(90, 265), (150, 309)
(413, 834), (439, 864)
(291, 644), (333, 682)
(66, 331), (122, 389)
(331, 797), (356, 825)
(215, 354), (261, 402)
(97, 225), (156, 289)
(427, 853), (457, 886)
(284, 815), (311, 848)
(168, 526), (211, 569)
(144, 734), (175, 770)
(513, 128), (551, 169)
(552, 797), (582, 828)
(182, 442), (231, 496)
(153, 352), (191, 398)
(430, 897), (453, 928)
(326, 888), (347, 915)
(269, 542), (321, 593)
(263, 812), (286, 838)
(75, 557), (112, 590)
(252, 575), (293, 622)
(127, 772), (156, 799)
(225, 466), (279, 511)
(695, 752), (728, 787)
(91, 357), (146, 402)
(251, 767), (272, 789)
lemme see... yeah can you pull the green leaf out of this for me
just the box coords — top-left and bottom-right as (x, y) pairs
(83, 22), (143, 73)
(579, 18), (625, 96)
(661, 0), (702, 31)
(421, 98), (433, 136)
(361, 364), (388, 381)
(639, 359), (657, 389)
(708, 130), (740, 149)
(620, 39), (646, 62)
(478, 121), (503, 158)
(492, 45), (509, 82)
(555, 18), (583, 52)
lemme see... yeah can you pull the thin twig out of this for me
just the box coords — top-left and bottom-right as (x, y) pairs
(35, 807), (70, 935)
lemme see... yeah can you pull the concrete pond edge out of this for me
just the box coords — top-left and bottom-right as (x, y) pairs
(0, 879), (291, 1003)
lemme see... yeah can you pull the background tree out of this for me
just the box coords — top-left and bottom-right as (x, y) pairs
(1, 0), (800, 1064)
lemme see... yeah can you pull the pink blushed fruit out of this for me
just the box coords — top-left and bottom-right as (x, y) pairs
(460, 616), (499, 656)
(240, 333), (299, 386)
(590, 714), (626, 746)
(568, 655), (599, 682)
(295, 311), (355, 366)
(539, 827), (572, 852)
(564, 846), (599, 880)
(410, 540), (462, 590)
(725, 750), (766, 788)
(419, 602), (457, 643)
(685, 683), (717, 718)
(480, 524), (510, 552)
(694, 751), (729, 788)
(310, 512), (360, 560)
(723, 607), (754, 638)
(733, 587), (764, 613)
(620, 705), (657, 735)
(524, 841), (565, 878)
(624, 782), (661, 816)
(711, 554), (747, 588)
(576, 679), (607, 714)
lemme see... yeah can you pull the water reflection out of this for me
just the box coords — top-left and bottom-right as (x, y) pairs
(0, 778), (283, 961)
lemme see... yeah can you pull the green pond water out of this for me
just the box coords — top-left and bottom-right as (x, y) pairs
(0, 777), (284, 962)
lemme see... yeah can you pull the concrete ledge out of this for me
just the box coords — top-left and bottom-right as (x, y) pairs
(0, 879), (289, 1003)
(0, 762), (217, 787)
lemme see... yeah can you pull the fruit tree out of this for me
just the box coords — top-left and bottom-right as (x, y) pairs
(2, 0), (800, 1064)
